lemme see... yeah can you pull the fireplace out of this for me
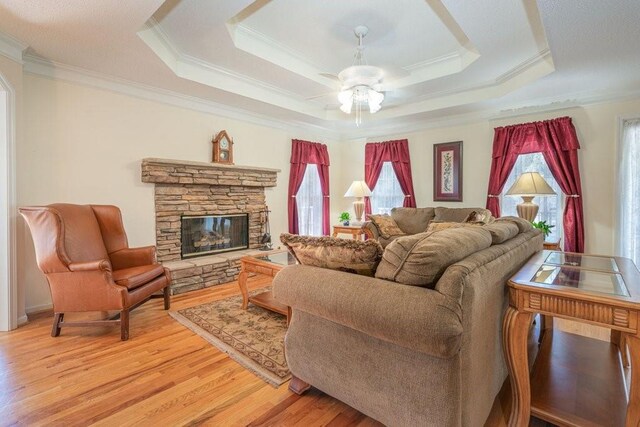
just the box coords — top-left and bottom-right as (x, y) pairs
(181, 214), (249, 259)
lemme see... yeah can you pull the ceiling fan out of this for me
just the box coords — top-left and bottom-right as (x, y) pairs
(308, 26), (386, 125)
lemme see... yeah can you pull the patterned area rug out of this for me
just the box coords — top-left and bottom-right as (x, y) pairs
(169, 288), (289, 387)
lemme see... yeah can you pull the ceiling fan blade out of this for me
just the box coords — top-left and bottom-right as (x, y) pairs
(306, 92), (336, 100)
(319, 73), (340, 81)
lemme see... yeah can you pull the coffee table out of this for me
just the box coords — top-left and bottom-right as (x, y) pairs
(237, 251), (296, 324)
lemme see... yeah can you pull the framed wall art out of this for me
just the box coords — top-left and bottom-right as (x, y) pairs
(433, 141), (463, 202)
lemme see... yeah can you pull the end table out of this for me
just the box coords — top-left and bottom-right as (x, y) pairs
(332, 224), (365, 240)
(504, 250), (640, 426)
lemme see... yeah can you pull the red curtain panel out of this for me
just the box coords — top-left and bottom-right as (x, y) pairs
(364, 139), (417, 215)
(288, 139), (330, 235)
(485, 117), (584, 252)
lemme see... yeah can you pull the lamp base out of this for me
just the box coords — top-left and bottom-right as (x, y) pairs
(516, 196), (538, 222)
(353, 199), (365, 223)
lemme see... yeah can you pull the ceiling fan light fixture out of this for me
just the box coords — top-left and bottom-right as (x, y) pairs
(337, 26), (385, 125)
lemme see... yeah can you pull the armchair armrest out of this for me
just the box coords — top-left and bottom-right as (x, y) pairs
(110, 246), (157, 270)
(272, 265), (463, 358)
(68, 259), (112, 272)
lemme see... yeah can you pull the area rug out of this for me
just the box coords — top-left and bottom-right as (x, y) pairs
(169, 288), (289, 387)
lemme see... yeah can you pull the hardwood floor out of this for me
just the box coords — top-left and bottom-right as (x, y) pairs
(0, 277), (381, 426)
(0, 276), (617, 426)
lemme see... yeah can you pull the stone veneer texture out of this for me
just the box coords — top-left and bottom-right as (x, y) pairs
(141, 158), (279, 293)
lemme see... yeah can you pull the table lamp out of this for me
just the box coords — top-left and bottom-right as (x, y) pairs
(505, 172), (556, 222)
(344, 180), (372, 224)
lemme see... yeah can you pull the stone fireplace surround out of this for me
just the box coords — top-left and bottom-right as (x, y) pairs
(141, 158), (280, 294)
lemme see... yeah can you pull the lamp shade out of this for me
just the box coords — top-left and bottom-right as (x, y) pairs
(506, 172), (556, 197)
(344, 180), (372, 198)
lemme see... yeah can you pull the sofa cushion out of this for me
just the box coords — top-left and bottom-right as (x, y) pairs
(426, 221), (470, 233)
(390, 207), (436, 235)
(484, 222), (520, 244)
(496, 216), (534, 233)
(375, 227), (493, 287)
(367, 214), (406, 239)
(280, 233), (383, 277)
(434, 207), (493, 223)
(113, 264), (164, 290)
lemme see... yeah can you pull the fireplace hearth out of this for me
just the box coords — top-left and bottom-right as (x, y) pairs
(181, 214), (248, 259)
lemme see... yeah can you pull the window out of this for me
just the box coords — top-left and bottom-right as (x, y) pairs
(296, 164), (323, 236)
(619, 118), (640, 265)
(370, 162), (405, 214)
(501, 153), (563, 241)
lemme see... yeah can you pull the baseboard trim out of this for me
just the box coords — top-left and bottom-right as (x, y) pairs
(26, 303), (53, 315)
(17, 314), (28, 326)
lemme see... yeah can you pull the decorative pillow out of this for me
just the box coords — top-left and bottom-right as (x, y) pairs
(426, 221), (468, 233)
(375, 227), (493, 287)
(367, 214), (406, 239)
(390, 207), (436, 235)
(280, 233), (383, 277)
(434, 207), (494, 224)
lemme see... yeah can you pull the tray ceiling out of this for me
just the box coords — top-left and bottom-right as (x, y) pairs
(0, 0), (639, 136)
(139, 0), (552, 122)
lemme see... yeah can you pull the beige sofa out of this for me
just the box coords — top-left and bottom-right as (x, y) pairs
(273, 219), (542, 426)
(364, 206), (493, 247)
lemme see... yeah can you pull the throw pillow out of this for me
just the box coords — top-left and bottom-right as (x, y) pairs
(280, 233), (383, 277)
(496, 216), (534, 233)
(375, 227), (493, 287)
(426, 221), (468, 233)
(367, 214), (406, 239)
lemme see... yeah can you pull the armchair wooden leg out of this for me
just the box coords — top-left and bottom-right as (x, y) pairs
(289, 375), (311, 395)
(120, 309), (130, 341)
(51, 313), (64, 337)
(163, 286), (171, 310)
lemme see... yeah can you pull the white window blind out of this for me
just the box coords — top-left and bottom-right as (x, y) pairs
(619, 118), (640, 265)
(370, 162), (405, 215)
(296, 164), (323, 236)
(501, 153), (563, 241)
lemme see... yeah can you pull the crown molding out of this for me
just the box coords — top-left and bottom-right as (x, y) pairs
(19, 52), (640, 142)
(22, 54), (342, 140)
(138, 19), (328, 120)
(0, 32), (27, 64)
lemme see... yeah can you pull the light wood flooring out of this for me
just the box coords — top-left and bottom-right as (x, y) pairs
(0, 276), (617, 426)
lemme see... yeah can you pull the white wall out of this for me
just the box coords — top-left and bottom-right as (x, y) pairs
(335, 98), (640, 256)
(19, 74), (341, 312)
(17, 72), (640, 313)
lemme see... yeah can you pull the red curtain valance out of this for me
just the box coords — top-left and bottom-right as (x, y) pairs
(364, 139), (412, 165)
(492, 117), (581, 158)
(290, 139), (330, 165)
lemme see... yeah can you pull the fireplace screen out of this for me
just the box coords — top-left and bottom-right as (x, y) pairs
(181, 214), (249, 259)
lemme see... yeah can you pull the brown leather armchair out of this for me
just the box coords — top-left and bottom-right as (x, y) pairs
(19, 204), (171, 340)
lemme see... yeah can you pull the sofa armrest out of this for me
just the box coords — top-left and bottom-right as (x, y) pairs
(362, 221), (380, 240)
(68, 259), (112, 272)
(273, 265), (463, 358)
(109, 246), (157, 270)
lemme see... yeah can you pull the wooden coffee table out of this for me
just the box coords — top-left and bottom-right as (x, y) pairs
(504, 250), (640, 427)
(237, 251), (296, 324)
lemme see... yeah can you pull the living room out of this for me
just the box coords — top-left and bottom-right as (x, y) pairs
(1, 1), (639, 426)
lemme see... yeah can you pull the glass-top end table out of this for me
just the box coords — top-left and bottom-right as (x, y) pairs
(253, 251), (296, 267)
(544, 251), (619, 272)
(504, 250), (640, 426)
(531, 264), (630, 297)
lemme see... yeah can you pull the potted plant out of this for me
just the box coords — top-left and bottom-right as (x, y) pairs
(531, 220), (555, 239)
(339, 211), (351, 226)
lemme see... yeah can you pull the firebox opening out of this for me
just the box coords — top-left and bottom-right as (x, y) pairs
(181, 213), (249, 259)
